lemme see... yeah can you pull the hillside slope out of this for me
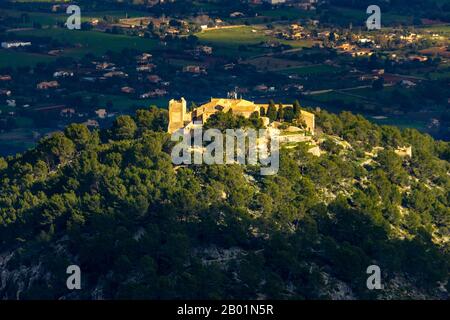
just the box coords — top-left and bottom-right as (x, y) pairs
(0, 107), (449, 299)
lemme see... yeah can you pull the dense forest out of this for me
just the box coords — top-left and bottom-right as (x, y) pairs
(0, 105), (449, 299)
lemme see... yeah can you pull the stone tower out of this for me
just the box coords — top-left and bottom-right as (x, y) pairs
(168, 98), (188, 134)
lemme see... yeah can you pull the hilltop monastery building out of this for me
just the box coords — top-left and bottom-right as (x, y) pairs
(167, 97), (315, 134)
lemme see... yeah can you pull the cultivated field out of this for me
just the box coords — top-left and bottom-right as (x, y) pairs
(279, 64), (342, 76)
(196, 25), (315, 58)
(0, 49), (53, 68)
(0, 29), (158, 67)
(241, 56), (304, 71)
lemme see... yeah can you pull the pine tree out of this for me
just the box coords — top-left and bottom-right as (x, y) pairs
(293, 100), (301, 118)
(277, 103), (284, 121)
(260, 107), (266, 117)
(266, 100), (277, 121)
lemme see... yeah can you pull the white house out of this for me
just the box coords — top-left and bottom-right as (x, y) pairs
(265, 0), (286, 4)
(1, 41), (32, 49)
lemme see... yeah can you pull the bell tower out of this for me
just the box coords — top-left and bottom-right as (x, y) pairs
(168, 98), (187, 134)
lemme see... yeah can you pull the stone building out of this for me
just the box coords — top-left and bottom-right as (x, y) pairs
(167, 97), (315, 135)
(168, 98), (191, 134)
(395, 146), (413, 158)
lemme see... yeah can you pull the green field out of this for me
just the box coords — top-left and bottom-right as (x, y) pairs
(69, 91), (168, 112)
(257, 8), (315, 20)
(196, 26), (269, 57)
(0, 128), (36, 156)
(2, 9), (67, 26)
(310, 90), (367, 105)
(93, 94), (168, 112)
(424, 68), (450, 80)
(328, 6), (414, 26)
(280, 64), (341, 76)
(0, 49), (53, 68)
(3, 29), (158, 65)
(2, 8), (149, 28)
(421, 25), (450, 33)
(196, 26), (314, 57)
(371, 116), (427, 131)
(197, 26), (268, 45)
(1, 7), (158, 67)
(19, 29), (157, 55)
